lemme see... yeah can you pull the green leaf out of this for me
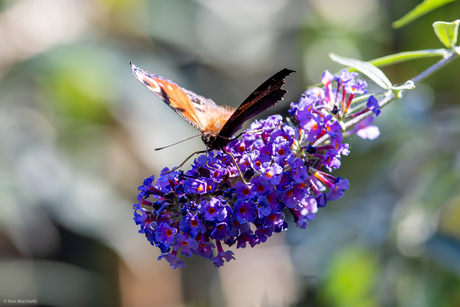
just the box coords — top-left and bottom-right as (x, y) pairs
(368, 49), (449, 67)
(330, 53), (392, 90)
(392, 0), (457, 28)
(433, 20), (460, 48)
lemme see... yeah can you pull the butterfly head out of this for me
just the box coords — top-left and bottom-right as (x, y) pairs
(201, 131), (222, 150)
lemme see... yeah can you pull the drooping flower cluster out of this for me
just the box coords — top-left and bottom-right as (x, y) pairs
(133, 70), (381, 268)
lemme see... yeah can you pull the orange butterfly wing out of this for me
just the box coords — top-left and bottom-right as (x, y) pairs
(181, 88), (234, 135)
(131, 62), (208, 132)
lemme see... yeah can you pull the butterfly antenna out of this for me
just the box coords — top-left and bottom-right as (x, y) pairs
(155, 134), (203, 151)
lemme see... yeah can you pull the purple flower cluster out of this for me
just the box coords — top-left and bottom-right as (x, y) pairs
(133, 70), (381, 268)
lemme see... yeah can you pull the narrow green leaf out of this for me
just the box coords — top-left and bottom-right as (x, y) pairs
(433, 20), (460, 48)
(392, 0), (457, 28)
(330, 53), (392, 89)
(368, 49), (449, 67)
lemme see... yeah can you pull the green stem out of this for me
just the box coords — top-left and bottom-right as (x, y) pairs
(411, 48), (459, 84)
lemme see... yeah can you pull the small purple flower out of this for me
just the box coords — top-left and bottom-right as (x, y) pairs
(301, 114), (323, 142)
(184, 178), (207, 194)
(323, 149), (341, 171)
(255, 226), (274, 243)
(234, 181), (257, 200)
(250, 176), (272, 196)
(331, 134), (350, 156)
(138, 175), (155, 197)
(291, 208), (315, 229)
(236, 233), (259, 249)
(326, 178), (350, 201)
(158, 253), (185, 269)
(211, 241), (235, 268)
(281, 184), (307, 209)
(198, 198), (230, 222)
(156, 169), (180, 192)
(299, 196), (319, 214)
(156, 222), (177, 246)
(367, 95), (381, 116)
(228, 216), (252, 237)
(193, 241), (215, 259)
(316, 193), (327, 208)
(324, 118), (342, 137)
(350, 116), (381, 140)
(295, 93), (318, 114)
(345, 79), (368, 95)
(290, 158), (309, 183)
(179, 213), (206, 237)
(270, 136), (293, 164)
(357, 125), (380, 139)
(234, 200), (257, 224)
(255, 196), (272, 218)
(249, 153), (271, 172)
(207, 164), (227, 183)
(321, 70), (334, 85)
(261, 163), (283, 185)
(336, 69), (358, 84)
(211, 222), (231, 240)
(265, 190), (281, 212)
(133, 202), (149, 230)
(264, 212), (286, 229)
(172, 234), (199, 257)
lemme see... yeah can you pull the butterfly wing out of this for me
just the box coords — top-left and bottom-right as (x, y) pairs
(218, 68), (295, 139)
(131, 62), (214, 132)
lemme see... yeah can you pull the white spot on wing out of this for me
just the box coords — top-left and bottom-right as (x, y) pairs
(150, 79), (160, 92)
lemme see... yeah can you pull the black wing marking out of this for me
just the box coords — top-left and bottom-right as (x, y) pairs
(218, 68), (295, 138)
(181, 88), (219, 115)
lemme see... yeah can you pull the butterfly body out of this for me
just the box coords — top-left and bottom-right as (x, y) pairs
(130, 62), (294, 151)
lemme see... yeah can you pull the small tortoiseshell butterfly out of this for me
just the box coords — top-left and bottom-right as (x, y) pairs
(130, 62), (294, 177)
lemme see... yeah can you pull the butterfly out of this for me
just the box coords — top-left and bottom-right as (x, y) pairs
(130, 62), (294, 179)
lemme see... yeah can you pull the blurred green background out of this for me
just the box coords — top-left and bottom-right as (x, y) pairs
(1, 0), (460, 306)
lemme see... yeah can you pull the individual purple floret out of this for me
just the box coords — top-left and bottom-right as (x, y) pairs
(133, 69), (381, 268)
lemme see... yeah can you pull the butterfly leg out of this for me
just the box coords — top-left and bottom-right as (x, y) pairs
(166, 150), (207, 173)
(204, 147), (218, 171)
(229, 128), (265, 143)
(222, 147), (250, 186)
(245, 128), (265, 134)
